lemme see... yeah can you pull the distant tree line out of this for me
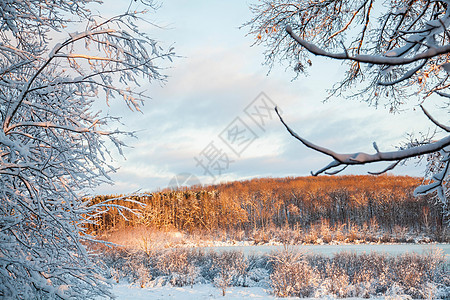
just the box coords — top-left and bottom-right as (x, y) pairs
(87, 175), (445, 236)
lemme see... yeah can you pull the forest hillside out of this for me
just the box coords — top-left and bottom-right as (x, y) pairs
(88, 175), (448, 245)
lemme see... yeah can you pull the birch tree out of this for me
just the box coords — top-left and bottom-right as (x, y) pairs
(0, 0), (173, 298)
(246, 0), (449, 215)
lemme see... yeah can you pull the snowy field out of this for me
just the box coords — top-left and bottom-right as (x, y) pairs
(112, 283), (275, 299)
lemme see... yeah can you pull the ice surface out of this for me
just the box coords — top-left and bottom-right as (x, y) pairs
(199, 243), (450, 260)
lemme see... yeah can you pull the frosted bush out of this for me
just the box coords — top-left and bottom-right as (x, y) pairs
(315, 262), (350, 298)
(247, 268), (270, 287)
(136, 265), (152, 288)
(156, 248), (199, 287)
(213, 251), (248, 296)
(270, 248), (319, 297)
(385, 283), (412, 300)
(352, 269), (377, 298)
(388, 249), (446, 298)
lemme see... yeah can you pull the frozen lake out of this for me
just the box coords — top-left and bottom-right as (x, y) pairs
(200, 243), (450, 260)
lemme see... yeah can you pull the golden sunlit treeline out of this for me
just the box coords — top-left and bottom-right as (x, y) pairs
(87, 175), (445, 237)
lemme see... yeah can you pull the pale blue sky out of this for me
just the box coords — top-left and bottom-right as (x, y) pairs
(90, 1), (441, 194)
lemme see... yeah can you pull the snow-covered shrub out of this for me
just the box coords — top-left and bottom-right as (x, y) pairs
(392, 225), (410, 242)
(136, 265), (152, 288)
(385, 283), (413, 300)
(156, 248), (199, 287)
(315, 261), (350, 298)
(389, 249), (447, 299)
(100, 247), (131, 283)
(246, 268), (270, 287)
(245, 254), (271, 287)
(122, 252), (156, 287)
(352, 269), (378, 298)
(253, 229), (270, 245)
(270, 248), (319, 297)
(98, 246), (159, 287)
(304, 224), (321, 244)
(307, 250), (448, 299)
(330, 252), (360, 279)
(275, 225), (300, 244)
(319, 219), (333, 243)
(213, 251), (248, 296)
(213, 275), (231, 297)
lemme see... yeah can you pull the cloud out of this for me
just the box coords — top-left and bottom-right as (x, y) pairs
(94, 2), (433, 195)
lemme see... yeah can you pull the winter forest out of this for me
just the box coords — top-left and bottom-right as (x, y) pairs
(0, 0), (449, 299)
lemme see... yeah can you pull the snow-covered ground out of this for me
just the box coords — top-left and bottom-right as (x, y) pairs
(111, 283), (386, 300)
(112, 283), (272, 299)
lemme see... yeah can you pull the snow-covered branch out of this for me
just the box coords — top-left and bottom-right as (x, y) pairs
(275, 107), (450, 176)
(246, 0), (450, 108)
(286, 25), (450, 66)
(421, 105), (450, 132)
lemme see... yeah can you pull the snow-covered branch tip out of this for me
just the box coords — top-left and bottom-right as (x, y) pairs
(275, 106), (450, 176)
(420, 105), (450, 132)
(285, 25), (450, 66)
